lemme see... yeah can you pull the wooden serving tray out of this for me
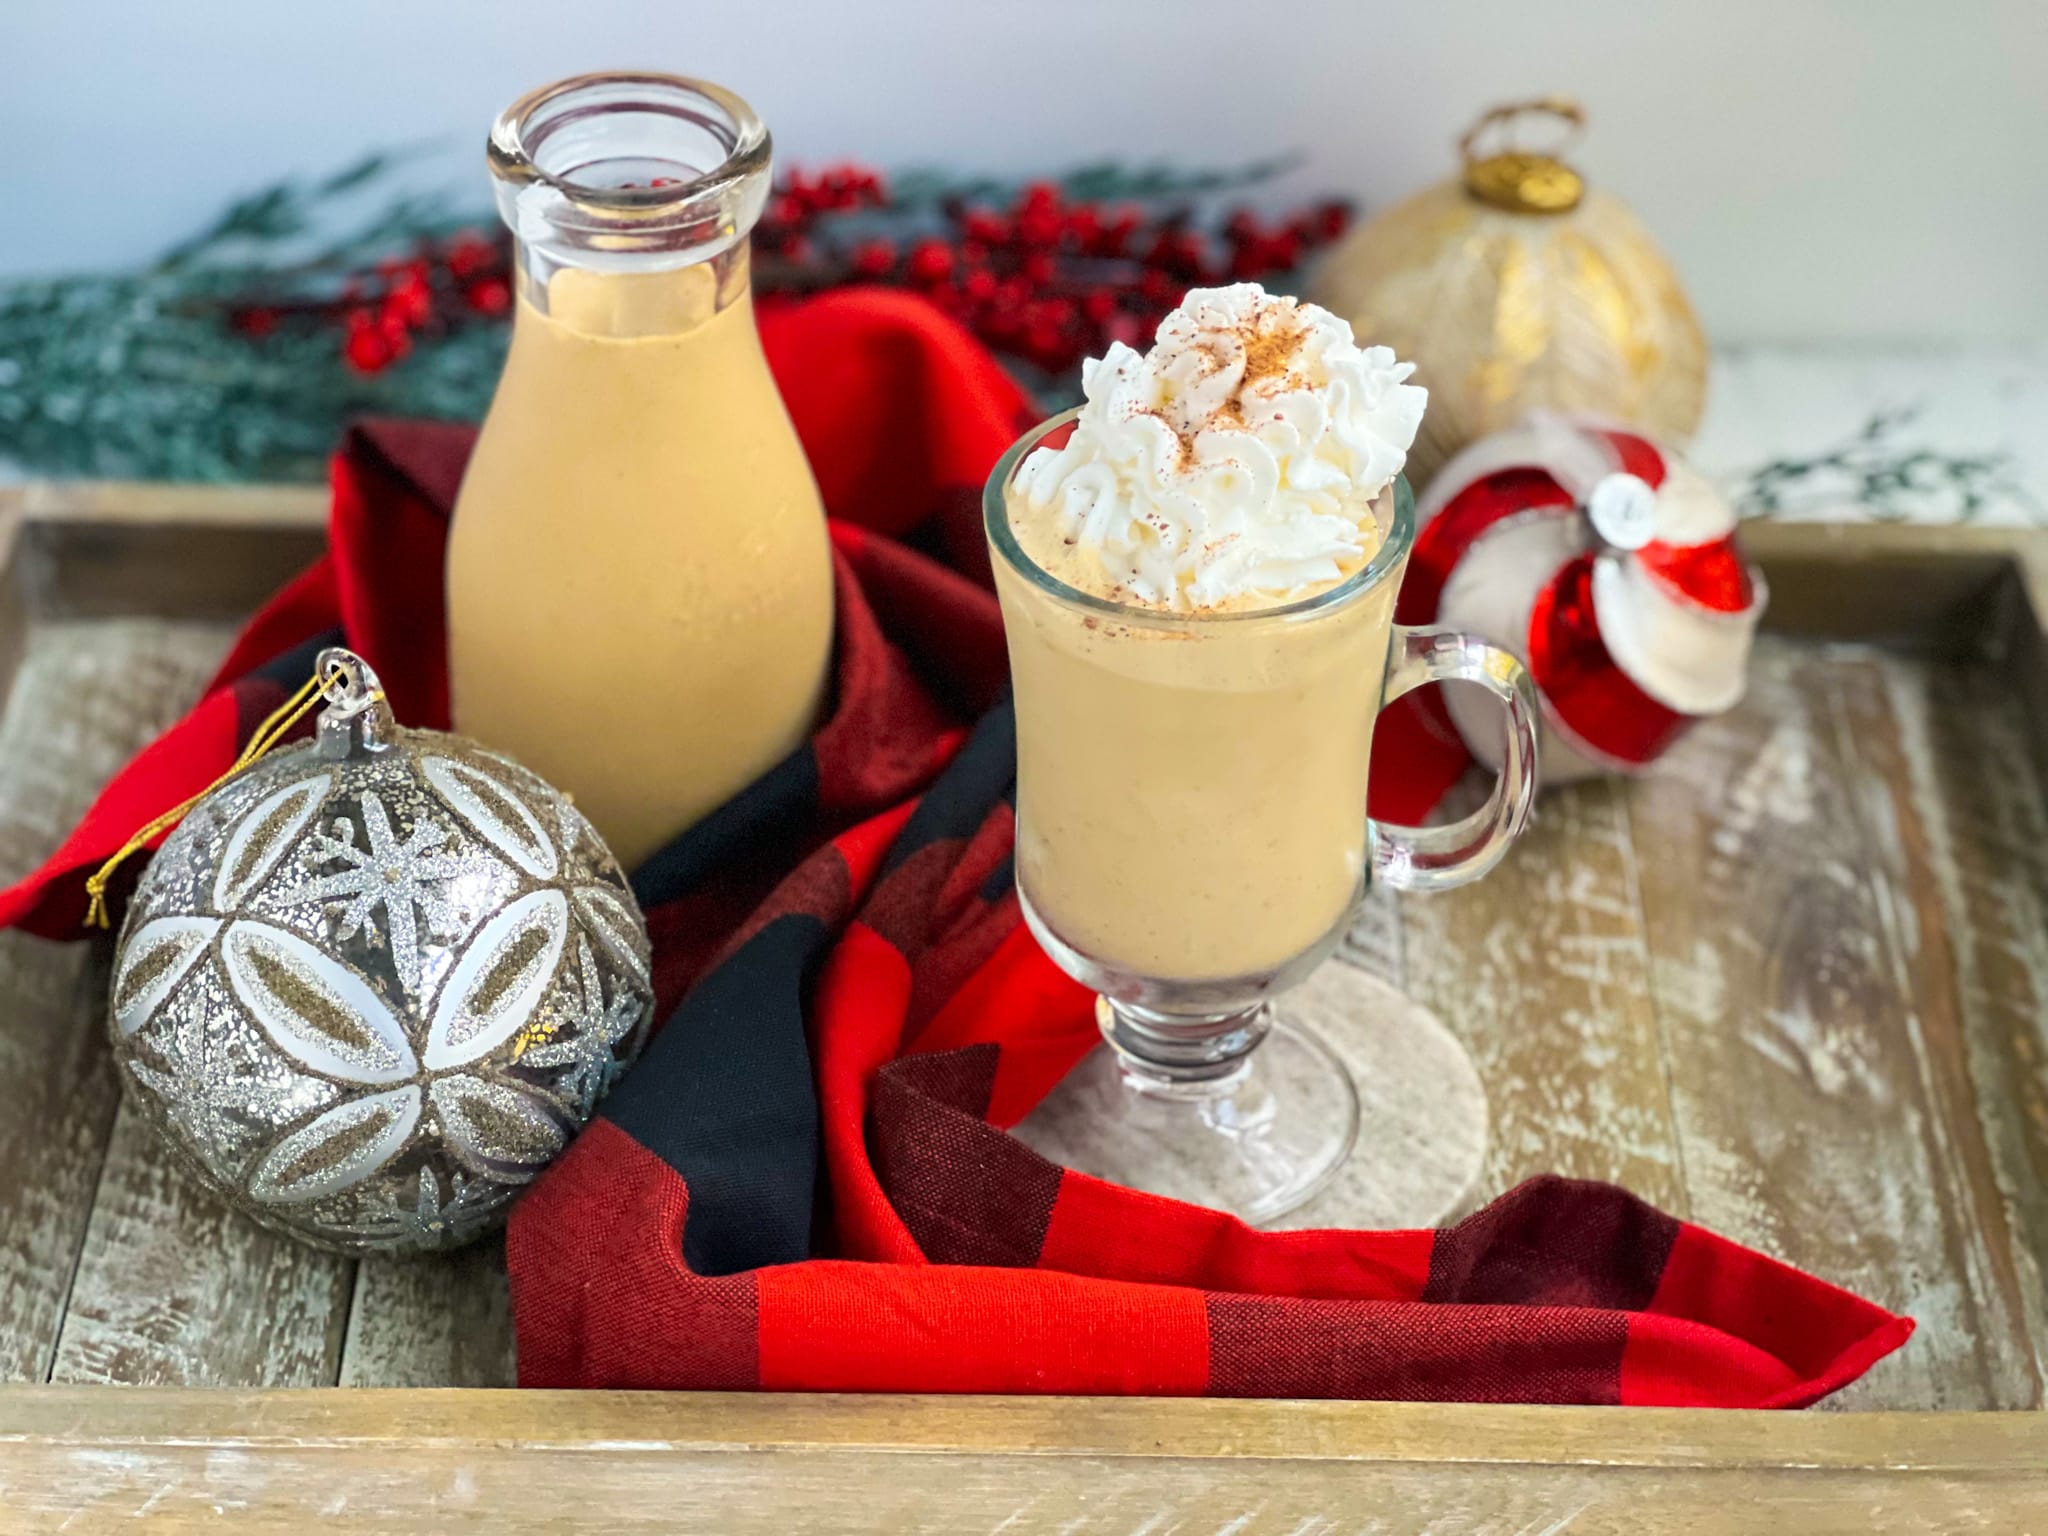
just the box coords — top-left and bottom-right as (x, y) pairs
(0, 482), (2045, 1531)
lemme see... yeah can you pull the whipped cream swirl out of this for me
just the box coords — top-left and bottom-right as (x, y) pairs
(1014, 284), (1427, 609)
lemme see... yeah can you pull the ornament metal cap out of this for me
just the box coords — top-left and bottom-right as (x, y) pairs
(313, 646), (395, 758)
(1459, 98), (1586, 215)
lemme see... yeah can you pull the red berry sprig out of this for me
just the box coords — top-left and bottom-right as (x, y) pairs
(237, 160), (1353, 383)
(336, 238), (515, 374)
(226, 228), (514, 374)
(752, 164), (1353, 376)
(754, 166), (890, 266)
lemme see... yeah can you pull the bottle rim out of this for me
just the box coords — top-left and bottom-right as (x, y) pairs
(487, 71), (772, 252)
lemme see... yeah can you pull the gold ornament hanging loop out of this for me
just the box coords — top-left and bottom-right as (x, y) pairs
(82, 655), (385, 929)
(1460, 97), (1586, 215)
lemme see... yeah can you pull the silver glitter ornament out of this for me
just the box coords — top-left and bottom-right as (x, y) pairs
(106, 649), (654, 1254)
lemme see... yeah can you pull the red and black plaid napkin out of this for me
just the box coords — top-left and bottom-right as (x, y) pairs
(0, 289), (1910, 1405)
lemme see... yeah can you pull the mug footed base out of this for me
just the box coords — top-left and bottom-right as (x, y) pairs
(1015, 963), (1490, 1229)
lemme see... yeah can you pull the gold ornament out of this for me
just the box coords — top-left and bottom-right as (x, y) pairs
(1311, 98), (1707, 489)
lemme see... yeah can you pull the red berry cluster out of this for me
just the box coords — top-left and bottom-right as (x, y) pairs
(753, 165), (1353, 375)
(229, 230), (513, 374)
(754, 165), (891, 259)
(338, 233), (512, 374)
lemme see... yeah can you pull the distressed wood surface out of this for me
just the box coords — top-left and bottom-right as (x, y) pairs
(340, 1244), (516, 1389)
(48, 1101), (354, 1388)
(2, 1388), (2046, 1534)
(0, 622), (233, 1382)
(1876, 656), (2048, 1393)
(1401, 774), (1689, 1213)
(1625, 642), (2042, 1410)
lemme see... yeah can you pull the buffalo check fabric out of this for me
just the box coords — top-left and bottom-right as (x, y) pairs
(0, 289), (1910, 1404)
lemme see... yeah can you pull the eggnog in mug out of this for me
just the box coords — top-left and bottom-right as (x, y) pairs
(992, 285), (1426, 984)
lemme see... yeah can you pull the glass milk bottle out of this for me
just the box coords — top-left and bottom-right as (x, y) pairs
(447, 73), (834, 869)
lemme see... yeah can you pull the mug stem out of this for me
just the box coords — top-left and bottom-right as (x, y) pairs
(1096, 996), (1272, 1095)
(1059, 993), (1363, 1224)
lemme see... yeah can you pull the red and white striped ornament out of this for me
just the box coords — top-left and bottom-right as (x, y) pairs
(1402, 414), (1767, 785)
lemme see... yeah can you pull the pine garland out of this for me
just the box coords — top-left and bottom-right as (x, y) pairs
(0, 154), (1344, 485)
(0, 155), (512, 483)
(1737, 407), (2039, 524)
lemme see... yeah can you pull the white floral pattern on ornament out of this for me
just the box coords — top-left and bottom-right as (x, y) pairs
(213, 775), (333, 911)
(201, 910), (574, 1204)
(112, 909), (589, 1212)
(422, 755), (560, 879)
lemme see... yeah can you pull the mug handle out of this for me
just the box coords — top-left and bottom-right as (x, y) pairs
(1369, 626), (1540, 893)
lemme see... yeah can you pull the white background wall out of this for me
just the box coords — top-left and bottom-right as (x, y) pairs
(5, 0), (2044, 344)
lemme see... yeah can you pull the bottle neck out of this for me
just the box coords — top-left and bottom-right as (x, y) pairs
(511, 238), (752, 338)
(489, 71), (769, 337)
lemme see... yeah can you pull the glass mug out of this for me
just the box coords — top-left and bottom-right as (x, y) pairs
(987, 410), (1539, 1223)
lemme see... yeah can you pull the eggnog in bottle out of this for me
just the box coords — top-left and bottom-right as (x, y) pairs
(447, 74), (833, 869)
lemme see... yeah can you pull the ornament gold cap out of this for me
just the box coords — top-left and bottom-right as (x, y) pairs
(1460, 98), (1585, 215)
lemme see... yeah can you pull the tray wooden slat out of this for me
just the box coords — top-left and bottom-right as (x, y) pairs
(1402, 776), (1687, 1209)
(0, 622), (228, 1383)
(1884, 654), (2048, 1394)
(1841, 655), (2048, 1408)
(1629, 647), (2042, 1411)
(340, 1247), (517, 1389)
(7, 481), (326, 627)
(48, 1097), (354, 1388)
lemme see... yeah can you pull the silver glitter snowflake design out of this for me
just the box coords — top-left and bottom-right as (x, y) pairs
(341, 1165), (506, 1248)
(128, 987), (331, 1171)
(274, 791), (495, 999)
(521, 934), (650, 1118)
